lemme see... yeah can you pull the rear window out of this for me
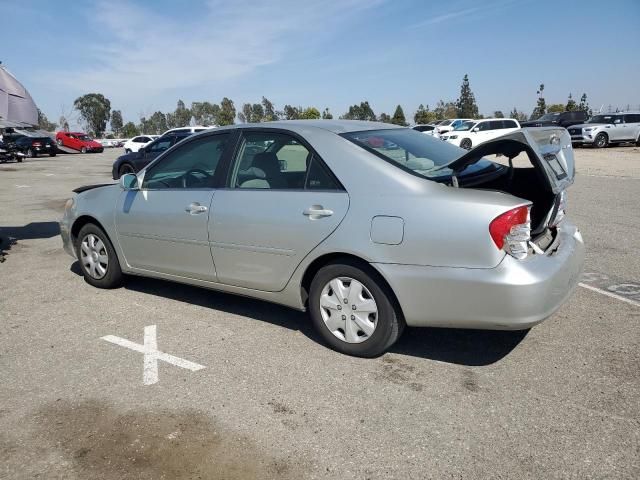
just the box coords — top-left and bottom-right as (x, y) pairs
(341, 128), (494, 180)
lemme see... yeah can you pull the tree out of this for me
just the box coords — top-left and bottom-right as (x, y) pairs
(174, 100), (192, 127)
(37, 109), (57, 131)
(121, 122), (139, 138)
(509, 107), (528, 122)
(414, 104), (436, 124)
(455, 74), (479, 118)
(73, 93), (111, 136)
(341, 101), (376, 121)
(531, 84), (546, 119)
(191, 102), (219, 126)
(110, 110), (123, 135)
(58, 116), (70, 132)
(300, 107), (321, 119)
(493, 110), (504, 118)
(378, 113), (391, 123)
(238, 103), (265, 123)
(577, 93), (591, 114)
(217, 97), (236, 126)
(261, 97), (278, 122)
(547, 104), (565, 113)
(149, 111), (168, 134)
(391, 105), (407, 126)
(282, 105), (301, 120)
(322, 108), (333, 119)
(565, 93), (577, 112)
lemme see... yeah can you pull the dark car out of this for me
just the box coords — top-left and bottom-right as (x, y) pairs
(111, 132), (192, 179)
(520, 111), (589, 128)
(2, 128), (57, 158)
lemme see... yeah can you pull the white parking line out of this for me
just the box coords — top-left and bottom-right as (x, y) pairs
(578, 282), (640, 307)
(101, 325), (205, 385)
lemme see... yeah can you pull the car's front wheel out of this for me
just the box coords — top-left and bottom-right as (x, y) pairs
(117, 163), (135, 178)
(76, 223), (124, 289)
(309, 260), (404, 357)
(460, 138), (472, 150)
(80, 147), (87, 153)
(594, 133), (608, 148)
(49, 153), (56, 157)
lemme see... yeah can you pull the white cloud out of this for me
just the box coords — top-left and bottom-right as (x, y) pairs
(45, 0), (382, 111)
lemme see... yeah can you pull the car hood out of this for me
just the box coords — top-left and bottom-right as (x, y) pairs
(116, 151), (142, 163)
(519, 120), (559, 127)
(442, 127), (574, 195)
(73, 183), (116, 194)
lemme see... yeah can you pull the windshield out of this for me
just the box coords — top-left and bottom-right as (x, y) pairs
(453, 121), (476, 131)
(341, 128), (495, 179)
(537, 113), (561, 121)
(438, 120), (452, 126)
(587, 115), (615, 124)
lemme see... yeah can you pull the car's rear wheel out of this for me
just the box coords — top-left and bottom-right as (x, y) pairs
(309, 260), (404, 357)
(76, 223), (123, 289)
(594, 133), (608, 148)
(80, 147), (87, 153)
(49, 153), (56, 157)
(460, 138), (472, 150)
(27, 148), (37, 158)
(117, 163), (135, 178)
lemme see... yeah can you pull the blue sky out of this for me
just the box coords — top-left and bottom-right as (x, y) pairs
(2, 0), (639, 126)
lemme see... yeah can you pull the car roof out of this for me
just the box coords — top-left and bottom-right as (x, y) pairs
(216, 119), (403, 135)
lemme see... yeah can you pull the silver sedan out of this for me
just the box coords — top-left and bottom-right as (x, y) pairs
(60, 120), (584, 357)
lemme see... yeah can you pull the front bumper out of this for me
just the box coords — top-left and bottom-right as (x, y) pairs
(570, 132), (595, 144)
(373, 221), (585, 330)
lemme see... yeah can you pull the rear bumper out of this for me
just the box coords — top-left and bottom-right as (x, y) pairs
(373, 221), (585, 330)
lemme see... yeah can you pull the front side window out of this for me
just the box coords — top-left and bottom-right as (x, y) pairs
(503, 120), (518, 128)
(230, 131), (340, 190)
(142, 134), (229, 189)
(477, 122), (492, 131)
(149, 138), (173, 152)
(488, 121), (504, 130)
(588, 115), (615, 124)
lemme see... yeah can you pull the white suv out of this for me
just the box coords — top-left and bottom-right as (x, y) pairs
(441, 118), (521, 150)
(434, 118), (473, 137)
(123, 135), (159, 153)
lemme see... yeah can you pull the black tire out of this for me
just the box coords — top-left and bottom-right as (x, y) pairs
(636, 137), (640, 147)
(309, 259), (405, 357)
(75, 223), (124, 289)
(594, 133), (608, 148)
(117, 163), (135, 178)
(81, 147), (87, 154)
(460, 138), (472, 150)
(27, 148), (37, 158)
(49, 153), (56, 157)
(125, 149), (131, 154)
(17, 157), (23, 163)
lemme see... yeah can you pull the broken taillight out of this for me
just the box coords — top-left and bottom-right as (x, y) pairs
(489, 205), (531, 260)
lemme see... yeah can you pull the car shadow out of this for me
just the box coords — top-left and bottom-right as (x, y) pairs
(0, 221), (60, 261)
(69, 263), (528, 366)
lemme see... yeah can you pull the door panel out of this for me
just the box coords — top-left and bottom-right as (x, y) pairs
(209, 190), (349, 291)
(116, 189), (216, 280)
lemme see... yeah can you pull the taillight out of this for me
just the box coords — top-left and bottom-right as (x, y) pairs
(489, 205), (531, 260)
(32, 141), (41, 147)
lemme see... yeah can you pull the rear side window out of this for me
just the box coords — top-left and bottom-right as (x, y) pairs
(503, 120), (518, 128)
(624, 114), (640, 123)
(488, 121), (504, 130)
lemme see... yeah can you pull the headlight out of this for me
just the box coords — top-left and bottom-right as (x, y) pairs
(449, 135), (458, 139)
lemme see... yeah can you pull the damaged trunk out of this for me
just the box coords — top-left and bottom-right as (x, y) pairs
(451, 128), (574, 241)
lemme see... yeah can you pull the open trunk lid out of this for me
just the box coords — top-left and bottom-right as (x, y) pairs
(445, 127), (575, 195)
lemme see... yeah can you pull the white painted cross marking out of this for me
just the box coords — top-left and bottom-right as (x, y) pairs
(101, 325), (205, 385)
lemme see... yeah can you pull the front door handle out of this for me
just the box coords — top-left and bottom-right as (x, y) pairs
(185, 202), (208, 214)
(303, 205), (333, 219)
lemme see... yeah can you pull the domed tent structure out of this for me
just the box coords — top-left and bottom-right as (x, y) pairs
(0, 63), (38, 127)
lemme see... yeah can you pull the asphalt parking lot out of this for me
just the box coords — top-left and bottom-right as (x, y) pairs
(1, 146), (639, 479)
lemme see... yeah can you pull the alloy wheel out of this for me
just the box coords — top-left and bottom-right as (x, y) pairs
(319, 277), (378, 343)
(80, 233), (109, 279)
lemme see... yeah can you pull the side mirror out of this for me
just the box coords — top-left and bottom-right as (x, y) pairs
(139, 147), (146, 154)
(119, 173), (139, 190)
(472, 127), (479, 132)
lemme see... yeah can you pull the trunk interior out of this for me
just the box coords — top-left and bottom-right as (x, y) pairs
(469, 166), (556, 233)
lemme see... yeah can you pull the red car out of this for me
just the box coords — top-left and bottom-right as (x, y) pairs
(55, 132), (104, 153)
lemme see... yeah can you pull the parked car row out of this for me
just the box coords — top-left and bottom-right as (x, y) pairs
(56, 132), (104, 153)
(412, 110), (640, 149)
(0, 128), (57, 159)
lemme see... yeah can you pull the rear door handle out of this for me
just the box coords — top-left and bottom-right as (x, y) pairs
(303, 205), (333, 219)
(185, 202), (208, 214)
